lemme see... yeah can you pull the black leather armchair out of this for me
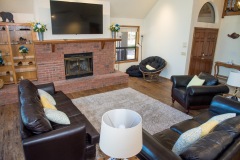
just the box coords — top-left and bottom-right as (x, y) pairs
(171, 73), (229, 113)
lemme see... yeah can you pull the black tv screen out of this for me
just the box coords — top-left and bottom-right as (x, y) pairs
(50, 1), (103, 34)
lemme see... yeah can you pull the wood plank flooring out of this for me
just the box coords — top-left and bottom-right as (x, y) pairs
(0, 76), (205, 160)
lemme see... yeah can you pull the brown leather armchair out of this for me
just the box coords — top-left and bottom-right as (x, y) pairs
(171, 73), (229, 113)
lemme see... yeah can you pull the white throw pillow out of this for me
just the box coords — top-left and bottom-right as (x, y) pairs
(44, 108), (70, 125)
(146, 65), (156, 70)
(209, 113), (236, 123)
(38, 89), (56, 105)
(187, 75), (205, 88)
(172, 127), (202, 155)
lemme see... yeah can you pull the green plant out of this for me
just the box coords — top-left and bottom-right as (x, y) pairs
(110, 24), (120, 32)
(31, 22), (47, 32)
(19, 46), (29, 54)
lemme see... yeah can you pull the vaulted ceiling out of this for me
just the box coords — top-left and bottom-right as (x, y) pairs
(0, 0), (158, 19)
(104, 0), (158, 19)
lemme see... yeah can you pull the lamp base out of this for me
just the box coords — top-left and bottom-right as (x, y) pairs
(231, 96), (239, 101)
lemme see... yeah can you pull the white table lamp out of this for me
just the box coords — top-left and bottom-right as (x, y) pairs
(99, 109), (142, 159)
(227, 71), (240, 101)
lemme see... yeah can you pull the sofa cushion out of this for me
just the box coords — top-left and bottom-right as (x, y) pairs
(193, 111), (218, 124)
(212, 116), (240, 138)
(44, 108), (70, 125)
(19, 80), (39, 104)
(180, 131), (234, 160)
(170, 119), (201, 135)
(53, 91), (72, 105)
(153, 129), (180, 150)
(21, 98), (52, 134)
(19, 79), (38, 93)
(198, 72), (218, 86)
(172, 127), (202, 155)
(52, 114), (99, 145)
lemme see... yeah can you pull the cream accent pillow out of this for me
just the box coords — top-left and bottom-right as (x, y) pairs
(172, 127), (202, 155)
(38, 89), (56, 105)
(146, 65), (156, 70)
(187, 75), (205, 88)
(200, 120), (219, 137)
(44, 108), (70, 125)
(209, 113), (236, 123)
(40, 96), (57, 110)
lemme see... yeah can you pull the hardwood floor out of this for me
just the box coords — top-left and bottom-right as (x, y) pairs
(0, 76), (205, 160)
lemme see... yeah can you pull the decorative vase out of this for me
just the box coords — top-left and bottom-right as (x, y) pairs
(38, 32), (44, 41)
(22, 53), (27, 59)
(111, 31), (116, 39)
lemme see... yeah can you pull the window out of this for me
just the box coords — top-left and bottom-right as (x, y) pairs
(116, 26), (140, 62)
(198, 2), (215, 23)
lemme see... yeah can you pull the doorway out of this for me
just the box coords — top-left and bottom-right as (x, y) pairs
(188, 28), (218, 75)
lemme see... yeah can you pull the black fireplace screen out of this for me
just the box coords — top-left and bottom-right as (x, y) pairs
(64, 52), (93, 79)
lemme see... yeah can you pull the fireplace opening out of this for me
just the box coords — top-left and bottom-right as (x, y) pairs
(64, 52), (93, 79)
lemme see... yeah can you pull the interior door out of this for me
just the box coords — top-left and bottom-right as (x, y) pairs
(189, 28), (218, 75)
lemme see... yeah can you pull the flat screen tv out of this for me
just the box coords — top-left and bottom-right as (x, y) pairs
(50, 1), (103, 34)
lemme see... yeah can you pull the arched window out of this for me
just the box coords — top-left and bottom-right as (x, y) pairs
(198, 2), (215, 23)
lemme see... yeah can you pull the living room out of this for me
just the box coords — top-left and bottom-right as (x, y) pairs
(0, 0), (240, 160)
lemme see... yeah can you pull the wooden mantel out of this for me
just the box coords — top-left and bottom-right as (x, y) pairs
(33, 38), (121, 52)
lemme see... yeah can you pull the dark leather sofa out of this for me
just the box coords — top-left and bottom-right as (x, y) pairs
(18, 80), (99, 160)
(137, 95), (240, 160)
(171, 73), (229, 113)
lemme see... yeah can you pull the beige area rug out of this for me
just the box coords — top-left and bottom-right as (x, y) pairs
(72, 88), (192, 159)
(72, 87), (192, 135)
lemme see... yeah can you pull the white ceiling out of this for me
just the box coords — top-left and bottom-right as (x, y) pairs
(103, 0), (158, 19)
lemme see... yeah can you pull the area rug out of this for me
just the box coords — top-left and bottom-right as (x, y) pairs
(72, 87), (192, 135)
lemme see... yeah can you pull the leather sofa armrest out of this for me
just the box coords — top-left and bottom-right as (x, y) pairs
(137, 130), (181, 160)
(36, 82), (55, 95)
(171, 75), (193, 88)
(186, 84), (229, 96)
(82, 115), (100, 145)
(23, 124), (86, 160)
(210, 95), (240, 115)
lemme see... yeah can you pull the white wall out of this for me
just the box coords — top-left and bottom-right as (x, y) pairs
(33, 0), (111, 39)
(111, 18), (144, 72)
(143, 0), (194, 78)
(214, 15), (240, 76)
(12, 13), (34, 23)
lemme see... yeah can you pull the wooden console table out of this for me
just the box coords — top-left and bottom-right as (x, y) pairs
(214, 61), (240, 80)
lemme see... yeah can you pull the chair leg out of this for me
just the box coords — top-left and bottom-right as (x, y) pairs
(172, 98), (175, 103)
(186, 109), (189, 114)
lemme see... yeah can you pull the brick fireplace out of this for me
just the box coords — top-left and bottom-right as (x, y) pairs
(0, 39), (128, 106)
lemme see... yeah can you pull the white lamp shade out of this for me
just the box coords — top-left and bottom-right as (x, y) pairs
(99, 109), (142, 159)
(227, 71), (240, 87)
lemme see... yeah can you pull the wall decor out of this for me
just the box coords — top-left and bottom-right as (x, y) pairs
(228, 32), (240, 39)
(0, 12), (14, 23)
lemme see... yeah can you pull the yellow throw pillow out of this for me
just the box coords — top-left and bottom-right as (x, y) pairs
(187, 75), (205, 88)
(146, 65), (156, 70)
(38, 89), (56, 105)
(40, 96), (57, 110)
(200, 120), (219, 137)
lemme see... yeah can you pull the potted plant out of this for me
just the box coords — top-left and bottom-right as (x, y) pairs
(19, 46), (29, 59)
(110, 23), (120, 38)
(31, 22), (47, 41)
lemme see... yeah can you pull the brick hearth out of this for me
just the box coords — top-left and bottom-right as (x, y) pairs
(0, 39), (128, 106)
